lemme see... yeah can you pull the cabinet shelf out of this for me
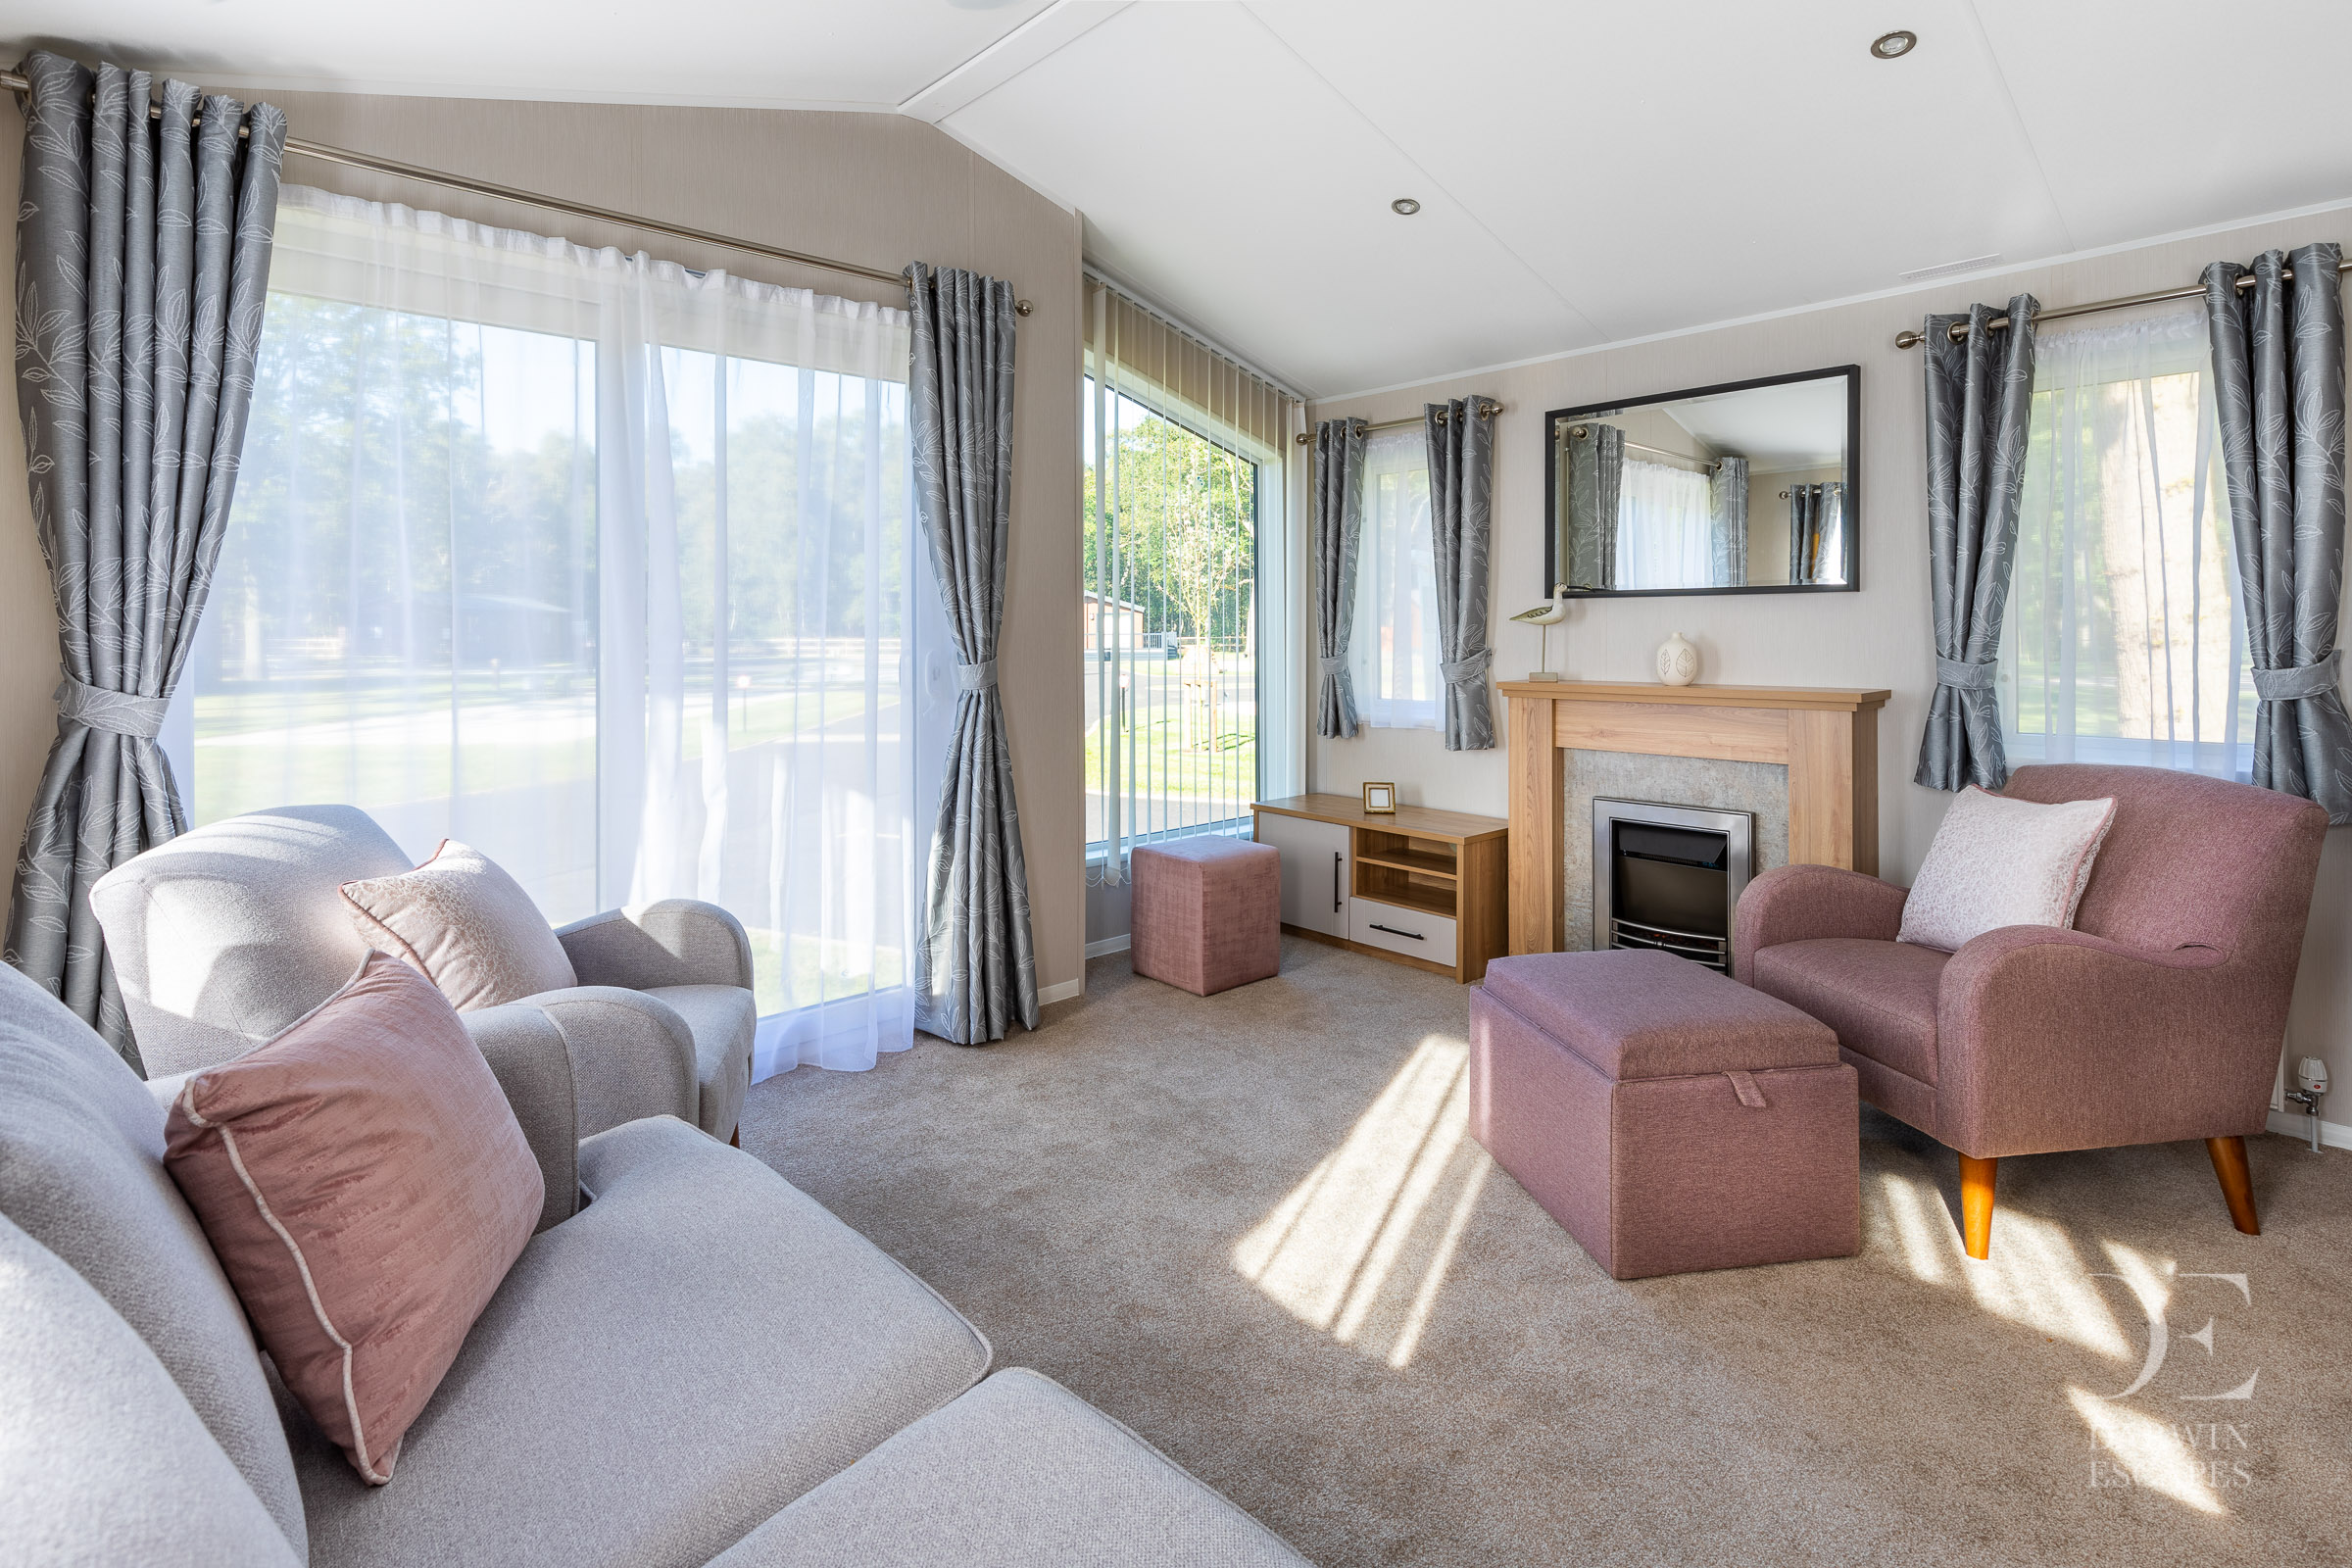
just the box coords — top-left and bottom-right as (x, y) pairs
(1353, 883), (1456, 919)
(1353, 848), (1458, 881)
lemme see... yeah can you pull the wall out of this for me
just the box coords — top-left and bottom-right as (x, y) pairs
(0, 87), (1089, 1005)
(1307, 209), (2352, 1126)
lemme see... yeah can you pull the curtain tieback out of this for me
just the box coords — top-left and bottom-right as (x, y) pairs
(57, 678), (169, 739)
(1935, 657), (1997, 692)
(2251, 651), (2341, 702)
(1317, 657), (1347, 677)
(1439, 650), (1492, 687)
(956, 660), (998, 693)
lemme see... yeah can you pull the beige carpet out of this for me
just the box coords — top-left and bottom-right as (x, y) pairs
(741, 938), (2352, 1567)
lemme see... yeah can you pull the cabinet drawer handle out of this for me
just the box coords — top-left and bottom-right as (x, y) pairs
(1334, 851), (1343, 913)
(1367, 922), (1424, 941)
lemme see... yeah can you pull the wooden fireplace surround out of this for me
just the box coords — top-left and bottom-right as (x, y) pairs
(1499, 680), (1892, 956)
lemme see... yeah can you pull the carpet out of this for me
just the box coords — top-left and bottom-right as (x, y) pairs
(741, 938), (2352, 1566)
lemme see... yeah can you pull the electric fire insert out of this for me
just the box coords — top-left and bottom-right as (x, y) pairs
(1590, 798), (1755, 972)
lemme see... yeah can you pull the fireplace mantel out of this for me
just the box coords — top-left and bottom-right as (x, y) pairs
(1497, 680), (1891, 956)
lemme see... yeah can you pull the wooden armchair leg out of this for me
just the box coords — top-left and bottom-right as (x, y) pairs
(1959, 1153), (1997, 1260)
(2206, 1136), (2259, 1236)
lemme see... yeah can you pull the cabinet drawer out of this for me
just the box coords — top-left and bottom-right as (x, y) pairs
(1349, 900), (1457, 967)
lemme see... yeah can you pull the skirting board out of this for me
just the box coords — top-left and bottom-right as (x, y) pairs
(1038, 976), (1086, 1006)
(1084, 934), (1132, 958)
(2265, 1109), (2352, 1152)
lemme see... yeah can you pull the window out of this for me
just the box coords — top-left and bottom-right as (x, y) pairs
(1081, 278), (1298, 873)
(197, 186), (919, 1072)
(2000, 303), (2252, 777)
(1082, 378), (1260, 851)
(1351, 427), (1443, 729)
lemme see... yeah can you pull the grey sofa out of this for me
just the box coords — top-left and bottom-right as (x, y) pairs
(0, 961), (1311, 1566)
(91, 805), (756, 1179)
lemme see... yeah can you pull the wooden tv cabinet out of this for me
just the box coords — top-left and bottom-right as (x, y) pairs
(1250, 795), (1509, 983)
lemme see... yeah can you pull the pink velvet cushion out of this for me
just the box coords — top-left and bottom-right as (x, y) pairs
(163, 952), (545, 1485)
(1896, 785), (2116, 953)
(342, 839), (577, 1010)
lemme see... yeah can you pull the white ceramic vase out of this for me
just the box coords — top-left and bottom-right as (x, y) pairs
(1655, 630), (1699, 686)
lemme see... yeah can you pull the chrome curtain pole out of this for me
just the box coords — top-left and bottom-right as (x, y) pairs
(1892, 260), (2352, 350)
(1292, 398), (1502, 445)
(0, 66), (1032, 309)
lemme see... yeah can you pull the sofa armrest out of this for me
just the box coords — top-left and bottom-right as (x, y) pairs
(521, 986), (699, 1140)
(1934, 926), (2266, 1157)
(462, 1004), (579, 1233)
(555, 900), (755, 992)
(1732, 864), (1910, 983)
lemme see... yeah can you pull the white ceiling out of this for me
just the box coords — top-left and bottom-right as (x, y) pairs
(20, 0), (2352, 398)
(1659, 377), (1851, 473)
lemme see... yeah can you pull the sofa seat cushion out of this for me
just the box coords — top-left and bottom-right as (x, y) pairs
(643, 984), (756, 1139)
(1751, 937), (1946, 1086)
(291, 1116), (990, 1568)
(709, 1369), (1311, 1568)
(1481, 948), (1839, 1081)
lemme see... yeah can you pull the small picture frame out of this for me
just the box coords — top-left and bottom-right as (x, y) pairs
(1361, 782), (1396, 815)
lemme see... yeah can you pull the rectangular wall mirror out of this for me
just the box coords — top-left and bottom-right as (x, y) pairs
(1544, 365), (1859, 597)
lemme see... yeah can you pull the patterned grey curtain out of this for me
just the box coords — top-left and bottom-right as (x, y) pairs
(1788, 484), (1819, 584)
(1313, 417), (1366, 739)
(1914, 295), (2038, 792)
(2203, 244), (2352, 823)
(7, 53), (285, 1061)
(1424, 398), (1495, 751)
(1564, 422), (1622, 588)
(1709, 455), (1748, 586)
(907, 263), (1038, 1045)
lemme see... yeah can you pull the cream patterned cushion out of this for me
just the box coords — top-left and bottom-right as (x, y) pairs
(341, 841), (577, 1010)
(1897, 785), (2117, 953)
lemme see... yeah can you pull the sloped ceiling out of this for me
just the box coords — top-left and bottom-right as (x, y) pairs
(19, 0), (2352, 397)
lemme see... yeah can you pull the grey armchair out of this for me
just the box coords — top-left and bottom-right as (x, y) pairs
(90, 806), (756, 1226)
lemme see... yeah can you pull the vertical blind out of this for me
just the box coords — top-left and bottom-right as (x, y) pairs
(1083, 276), (1300, 881)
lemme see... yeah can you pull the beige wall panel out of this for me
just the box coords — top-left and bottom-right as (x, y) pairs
(1310, 208), (2352, 1109)
(0, 88), (1087, 1004)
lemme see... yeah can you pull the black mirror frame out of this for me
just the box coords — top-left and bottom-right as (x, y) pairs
(1542, 363), (1862, 598)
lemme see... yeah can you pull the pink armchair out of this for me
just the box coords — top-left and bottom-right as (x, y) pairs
(1733, 763), (2327, 1258)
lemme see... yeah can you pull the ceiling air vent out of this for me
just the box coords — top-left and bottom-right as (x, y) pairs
(1901, 254), (2002, 284)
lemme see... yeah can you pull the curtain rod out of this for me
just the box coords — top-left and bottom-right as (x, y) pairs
(0, 66), (1033, 315)
(1893, 258), (2351, 349)
(1295, 399), (1503, 445)
(1562, 423), (1721, 474)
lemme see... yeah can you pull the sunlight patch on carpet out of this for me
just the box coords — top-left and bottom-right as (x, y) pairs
(2067, 1386), (2228, 1515)
(1231, 1033), (1492, 1367)
(1864, 1170), (2132, 1360)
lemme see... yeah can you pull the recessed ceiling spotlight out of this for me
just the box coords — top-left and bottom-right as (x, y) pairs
(1871, 29), (1918, 59)
(1391, 197), (1422, 216)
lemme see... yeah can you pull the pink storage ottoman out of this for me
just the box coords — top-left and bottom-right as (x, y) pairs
(1468, 949), (1858, 1280)
(1131, 837), (1281, 996)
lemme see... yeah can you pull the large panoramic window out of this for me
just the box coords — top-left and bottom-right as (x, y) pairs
(196, 186), (918, 1073)
(2000, 302), (2253, 778)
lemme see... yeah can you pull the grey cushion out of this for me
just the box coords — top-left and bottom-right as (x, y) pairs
(89, 804), (411, 1074)
(461, 1001), (581, 1231)
(0, 1212), (304, 1568)
(710, 1369), (1313, 1568)
(645, 983), (757, 1138)
(528, 986), (701, 1138)
(291, 1116), (991, 1568)
(558, 900), (756, 992)
(0, 963), (308, 1557)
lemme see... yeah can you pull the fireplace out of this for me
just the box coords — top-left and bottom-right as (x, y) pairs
(1591, 799), (1755, 972)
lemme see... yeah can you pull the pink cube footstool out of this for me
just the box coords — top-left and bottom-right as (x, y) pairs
(1468, 949), (1857, 1279)
(1131, 836), (1281, 996)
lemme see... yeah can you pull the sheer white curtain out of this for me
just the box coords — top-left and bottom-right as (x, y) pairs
(2000, 302), (2252, 777)
(201, 185), (918, 1075)
(1615, 460), (1715, 590)
(1351, 425), (1441, 729)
